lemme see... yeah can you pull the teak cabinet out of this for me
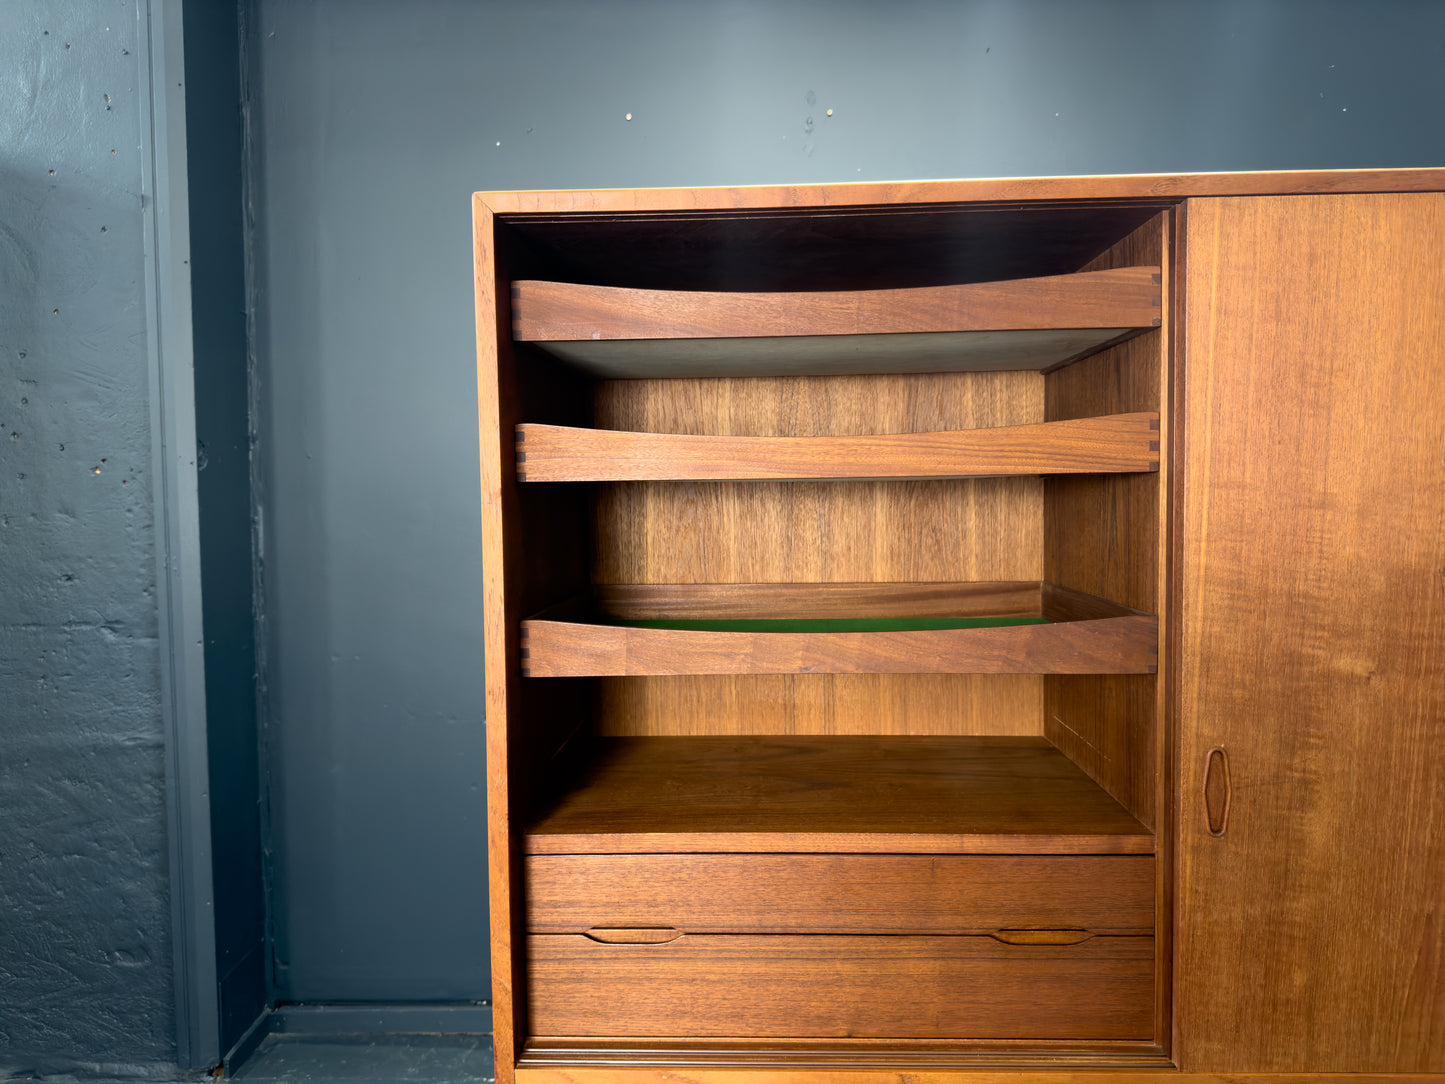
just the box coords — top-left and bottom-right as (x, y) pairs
(473, 170), (1445, 1084)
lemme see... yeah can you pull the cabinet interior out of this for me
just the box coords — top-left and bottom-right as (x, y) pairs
(487, 198), (1174, 1062)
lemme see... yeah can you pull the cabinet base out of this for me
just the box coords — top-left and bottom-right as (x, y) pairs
(517, 1069), (1445, 1084)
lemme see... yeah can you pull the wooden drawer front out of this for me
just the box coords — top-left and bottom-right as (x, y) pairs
(526, 854), (1154, 935)
(527, 933), (1155, 1040)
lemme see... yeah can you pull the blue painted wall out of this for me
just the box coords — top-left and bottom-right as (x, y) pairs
(0, 1), (178, 1076)
(246, 0), (1445, 1004)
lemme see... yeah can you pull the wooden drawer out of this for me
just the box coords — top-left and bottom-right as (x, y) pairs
(527, 933), (1155, 1040)
(526, 853), (1155, 935)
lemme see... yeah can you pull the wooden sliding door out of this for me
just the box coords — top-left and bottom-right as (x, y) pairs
(1176, 193), (1445, 1071)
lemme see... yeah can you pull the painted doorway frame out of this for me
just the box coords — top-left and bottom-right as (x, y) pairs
(138, 0), (224, 1068)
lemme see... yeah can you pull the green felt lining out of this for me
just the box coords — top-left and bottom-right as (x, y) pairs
(611, 616), (1050, 633)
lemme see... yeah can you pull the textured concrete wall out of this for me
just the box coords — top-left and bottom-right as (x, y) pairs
(0, 1), (178, 1075)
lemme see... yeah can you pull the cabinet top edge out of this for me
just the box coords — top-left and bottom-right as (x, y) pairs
(473, 168), (1445, 217)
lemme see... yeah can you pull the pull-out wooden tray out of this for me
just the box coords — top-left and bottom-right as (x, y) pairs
(525, 736), (1155, 856)
(528, 853), (1156, 935)
(520, 581), (1157, 677)
(511, 267), (1162, 377)
(525, 737), (1157, 1042)
(515, 412), (1159, 481)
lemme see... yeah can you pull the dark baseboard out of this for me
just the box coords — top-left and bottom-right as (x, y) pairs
(271, 1002), (494, 1036)
(221, 1006), (272, 1073)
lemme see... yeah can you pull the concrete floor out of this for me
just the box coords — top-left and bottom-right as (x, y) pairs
(230, 1035), (494, 1084)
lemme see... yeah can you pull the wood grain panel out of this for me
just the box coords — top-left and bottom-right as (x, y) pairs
(596, 581), (1042, 619)
(1045, 213), (1173, 1056)
(474, 197), (525, 1080)
(593, 370), (1042, 440)
(590, 372), (1046, 739)
(521, 613), (1157, 677)
(591, 370), (1042, 584)
(1176, 193), (1445, 1072)
(517, 413), (1159, 482)
(479, 167), (1445, 216)
(596, 673), (1043, 737)
(527, 934), (1155, 1040)
(526, 854), (1155, 935)
(1044, 212), (1168, 835)
(476, 208), (598, 1084)
(526, 737), (1153, 855)
(513, 268), (1161, 341)
(1040, 582), (1149, 622)
(594, 477), (1042, 584)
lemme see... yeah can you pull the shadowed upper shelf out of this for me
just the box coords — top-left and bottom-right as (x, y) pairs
(510, 267), (1163, 377)
(516, 412), (1159, 482)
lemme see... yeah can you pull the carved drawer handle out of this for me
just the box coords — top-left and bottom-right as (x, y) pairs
(584, 927), (683, 945)
(989, 929), (1095, 946)
(1204, 746), (1230, 837)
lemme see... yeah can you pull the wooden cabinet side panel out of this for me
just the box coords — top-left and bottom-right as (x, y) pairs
(1044, 211), (1169, 829)
(1045, 211), (1173, 1054)
(477, 204), (595, 1084)
(1176, 193), (1445, 1072)
(476, 198), (523, 1083)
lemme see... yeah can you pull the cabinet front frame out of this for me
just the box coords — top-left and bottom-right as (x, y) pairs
(474, 167), (1445, 1084)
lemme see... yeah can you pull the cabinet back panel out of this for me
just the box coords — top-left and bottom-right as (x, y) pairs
(592, 371), (1044, 585)
(594, 371), (1043, 437)
(597, 673), (1042, 737)
(590, 372), (1044, 737)
(593, 476), (1042, 584)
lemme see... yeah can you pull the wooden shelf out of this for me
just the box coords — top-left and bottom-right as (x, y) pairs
(511, 267), (1162, 377)
(525, 736), (1155, 855)
(516, 412), (1159, 482)
(520, 582), (1157, 677)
